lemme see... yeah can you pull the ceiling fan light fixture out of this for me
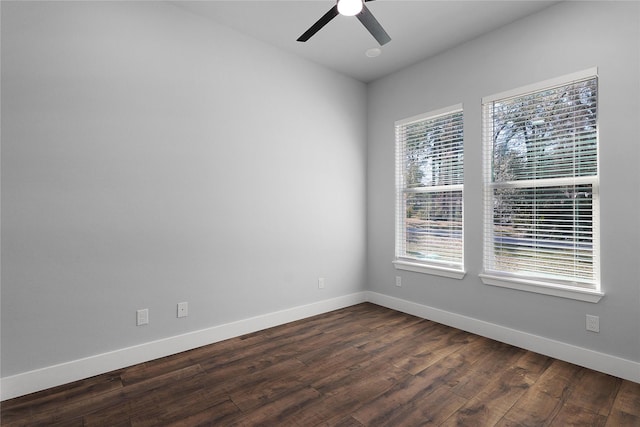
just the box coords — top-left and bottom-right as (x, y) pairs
(337, 0), (363, 17)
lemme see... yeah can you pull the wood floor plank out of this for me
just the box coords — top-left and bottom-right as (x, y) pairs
(131, 390), (236, 426)
(350, 370), (462, 425)
(2, 303), (636, 427)
(121, 353), (204, 386)
(449, 341), (526, 400)
(228, 370), (309, 412)
(316, 414), (365, 427)
(514, 350), (555, 380)
(416, 335), (504, 393)
(361, 321), (455, 370)
(164, 397), (241, 427)
(296, 341), (371, 374)
(353, 380), (467, 426)
(13, 364), (203, 426)
(216, 358), (307, 408)
(0, 372), (123, 424)
(230, 386), (323, 426)
(310, 357), (409, 398)
(500, 359), (583, 426)
(611, 380), (640, 416)
(354, 318), (435, 355)
(82, 401), (133, 426)
(440, 366), (534, 427)
(198, 328), (322, 373)
(413, 348), (482, 393)
(570, 368), (622, 415)
(393, 328), (477, 375)
(549, 402), (608, 427)
(306, 359), (410, 423)
(605, 409), (640, 427)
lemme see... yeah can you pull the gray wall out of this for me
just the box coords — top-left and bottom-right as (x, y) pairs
(2, 0), (639, 383)
(367, 1), (640, 363)
(1, 1), (367, 377)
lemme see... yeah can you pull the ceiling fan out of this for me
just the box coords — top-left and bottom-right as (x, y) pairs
(297, 0), (391, 46)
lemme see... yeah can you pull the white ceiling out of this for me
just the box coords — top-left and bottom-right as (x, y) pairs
(173, 0), (559, 83)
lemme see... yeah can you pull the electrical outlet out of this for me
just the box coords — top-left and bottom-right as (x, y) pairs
(395, 276), (402, 287)
(586, 314), (599, 332)
(318, 277), (325, 289)
(177, 302), (188, 318)
(137, 308), (149, 326)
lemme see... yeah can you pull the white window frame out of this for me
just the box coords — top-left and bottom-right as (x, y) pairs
(394, 104), (465, 279)
(480, 68), (603, 303)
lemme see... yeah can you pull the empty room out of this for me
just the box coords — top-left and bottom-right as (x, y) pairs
(1, 0), (639, 425)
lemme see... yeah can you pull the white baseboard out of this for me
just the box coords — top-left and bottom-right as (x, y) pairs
(0, 292), (367, 401)
(365, 291), (640, 384)
(4, 290), (637, 401)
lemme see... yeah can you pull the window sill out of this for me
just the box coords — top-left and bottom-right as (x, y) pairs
(393, 260), (466, 279)
(479, 273), (604, 303)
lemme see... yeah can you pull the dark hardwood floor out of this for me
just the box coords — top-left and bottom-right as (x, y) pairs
(2, 303), (639, 426)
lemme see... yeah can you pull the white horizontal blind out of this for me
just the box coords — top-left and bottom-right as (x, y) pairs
(395, 106), (464, 269)
(482, 72), (599, 289)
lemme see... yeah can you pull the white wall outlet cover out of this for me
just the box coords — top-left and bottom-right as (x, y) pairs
(586, 314), (599, 332)
(177, 302), (188, 318)
(136, 309), (149, 326)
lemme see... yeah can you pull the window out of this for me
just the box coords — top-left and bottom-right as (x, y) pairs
(394, 105), (465, 278)
(481, 69), (602, 302)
